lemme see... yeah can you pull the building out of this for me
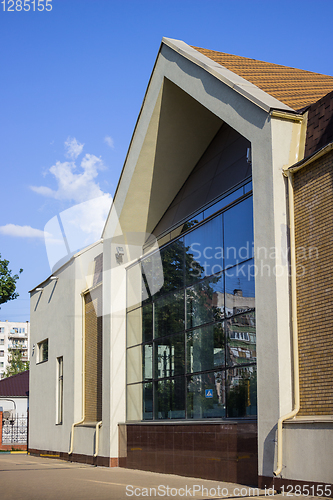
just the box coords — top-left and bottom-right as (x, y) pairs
(0, 370), (29, 451)
(0, 320), (30, 379)
(29, 38), (333, 489)
(0, 370), (29, 417)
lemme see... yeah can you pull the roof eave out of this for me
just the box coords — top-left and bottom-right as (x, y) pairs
(284, 142), (333, 175)
(162, 37), (298, 114)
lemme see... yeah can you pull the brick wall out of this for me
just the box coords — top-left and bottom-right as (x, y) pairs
(294, 149), (333, 415)
(84, 286), (102, 422)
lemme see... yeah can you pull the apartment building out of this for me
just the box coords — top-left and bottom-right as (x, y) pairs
(0, 321), (30, 379)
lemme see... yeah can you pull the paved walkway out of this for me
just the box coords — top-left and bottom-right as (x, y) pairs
(0, 453), (324, 500)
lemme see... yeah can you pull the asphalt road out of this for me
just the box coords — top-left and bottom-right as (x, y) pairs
(0, 453), (325, 500)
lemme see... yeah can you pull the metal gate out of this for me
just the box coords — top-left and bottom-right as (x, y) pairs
(2, 415), (28, 444)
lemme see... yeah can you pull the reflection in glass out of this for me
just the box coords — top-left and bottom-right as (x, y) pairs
(152, 239), (184, 297)
(141, 251), (163, 303)
(127, 307), (143, 347)
(244, 180), (252, 193)
(143, 344), (153, 380)
(187, 323), (225, 374)
(204, 187), (243, 219)
(186, 274), (224, 329)
(156, 377), (185, 419)
(127, 262), (142, 312)
(143, 382), (153, 420)
(127, 345), (142, 384)
(187, 371), (226, 419)
(127, 383), (142, 421)
(227, 365), (257, 417)
(185, 214), (223, 285)
(155, 333), (185, 378)
(154, 291), (185, 338)
(126, 193), (256, 421)
(227, 312), (256, 366)
(225, 260), (255, 317)
(224, 196), (254, 269)
(180, 213), (204, 234)
(142, 303), (153, 342)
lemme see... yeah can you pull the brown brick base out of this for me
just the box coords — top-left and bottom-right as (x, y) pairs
(259, 476), (333, 497)
(28, 448), (118, 468)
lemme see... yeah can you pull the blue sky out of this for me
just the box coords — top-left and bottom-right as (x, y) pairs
(1, 0), (333, 321)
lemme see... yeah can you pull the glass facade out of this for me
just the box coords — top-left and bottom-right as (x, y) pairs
(126, 192), (256, 421)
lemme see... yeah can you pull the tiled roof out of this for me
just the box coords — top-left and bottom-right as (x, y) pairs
(192, 47), (333, 111)
(0, 370), (29, 397)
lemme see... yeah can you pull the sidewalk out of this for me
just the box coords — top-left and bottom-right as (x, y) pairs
(0, 453), (325, 500)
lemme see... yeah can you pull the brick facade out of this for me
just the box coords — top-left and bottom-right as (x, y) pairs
(294, 149), (333, 415)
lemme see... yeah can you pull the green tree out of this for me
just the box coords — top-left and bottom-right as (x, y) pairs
(0, 254), (23, 305)
(4, 348), (29, 378)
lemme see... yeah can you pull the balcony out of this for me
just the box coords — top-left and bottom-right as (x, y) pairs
(8, 343), (28, 350)
(8, 331), (28, 339)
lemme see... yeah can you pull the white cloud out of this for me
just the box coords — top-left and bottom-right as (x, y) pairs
(64, 137), (84, 160)
(31, 153), (107, 204)
(0, 224), (50, 239)
(31, 138), (113, 268)
(104, 136), (114, 149)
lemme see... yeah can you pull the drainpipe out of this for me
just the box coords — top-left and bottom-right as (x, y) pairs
(273, 170), (300, 477)
(93, 421), (103, 457)
(69, 294), (86, 455)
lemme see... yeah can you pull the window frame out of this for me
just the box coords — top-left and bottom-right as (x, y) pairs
(37, 339), (48, 364)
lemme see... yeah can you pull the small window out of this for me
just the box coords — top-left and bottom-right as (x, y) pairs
(37, 339), (48, 363)
(0, 339), (4, 345)
(56, 357), (63, 424)
(0, 361), (4, 367)
(0, 350), (4, 357)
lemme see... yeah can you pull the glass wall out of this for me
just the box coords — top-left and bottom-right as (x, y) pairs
(126, 193), (256, 420)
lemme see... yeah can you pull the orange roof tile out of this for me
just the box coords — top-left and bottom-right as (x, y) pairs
(192, 46), (333, 111)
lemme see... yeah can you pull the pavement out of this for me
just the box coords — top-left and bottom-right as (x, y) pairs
(0, 453), (326, 500)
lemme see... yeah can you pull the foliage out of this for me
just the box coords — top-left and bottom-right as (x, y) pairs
(0, 254), (23, 305)
(4, 349), (29, 378)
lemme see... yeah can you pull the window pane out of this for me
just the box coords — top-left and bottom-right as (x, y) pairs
(187, 371), (226, 419)
(127, 308), (142, 347)
(225, 260), (255, 317)
(127, 303), (153, 347)
(142, 239), (184, 301)
(224, 196), (254, 268)
(180, 213), (203, 233)
(156, 377), (185, 419)
(127, 262), (142, 312)
(127, 345), (142, 384)
(143, 343), (153, 380)
(186, 274), (224, 329)
(227, 365), (257, 417)
(141, 251), (164, 303)
(142, 303), (153, 342)
(184, 214), (223, 285)
(154, 290), (185, 338)
(187, 323), (225, 374)
(127, 383), (142, 421)
(227, 312), (256, 366)
(155, 333), (185, 378)
(204, 187), (243, 219)
(143, 382), (153, 420)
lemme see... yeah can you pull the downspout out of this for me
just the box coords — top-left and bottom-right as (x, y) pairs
(93, 420), (103, 457)
(69, 294), (86, 455)
(273, 170), (300, 476)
